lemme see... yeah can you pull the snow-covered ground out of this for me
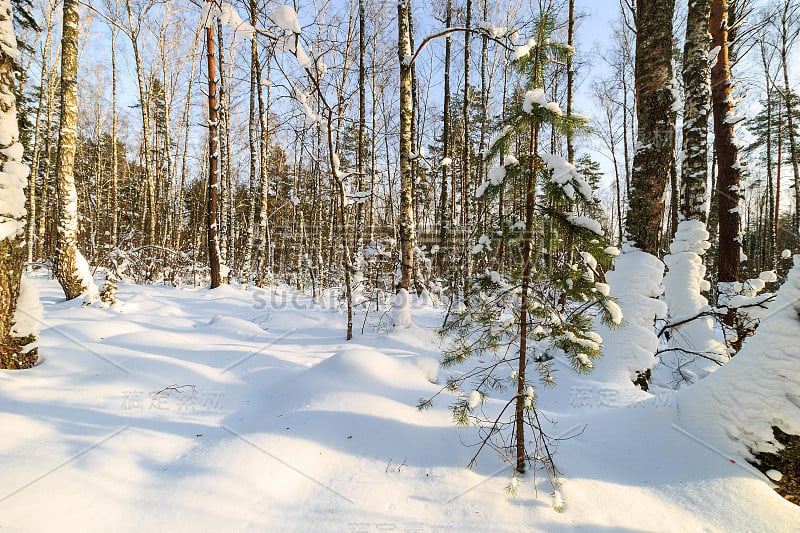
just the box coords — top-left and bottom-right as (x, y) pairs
(1, 276), (798, 532)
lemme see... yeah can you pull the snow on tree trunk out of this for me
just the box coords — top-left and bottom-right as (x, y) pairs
(679, 0), (712, 222)
(593, 248), (667, 390)
(437, 0), (452, 271)
(397, 0), (415, 294)
(658, 0), (725, 386)
(241, 1), (259, 290)
(678, 256), (800, 503)
(0, 0), (40, 369)
(205, 4), (223, 289)
(54, 0), (98, 301)
(711, 0), (741, 288)
(626, 0), (677, 254)
(660, 221), (727, 386)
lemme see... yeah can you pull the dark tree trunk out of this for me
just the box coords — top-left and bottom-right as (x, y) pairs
(627, 0), (677, 255)
(205, 5), (222, 289)
(711, 0), (741, 286)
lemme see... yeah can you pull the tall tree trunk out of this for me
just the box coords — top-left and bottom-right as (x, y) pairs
(354, 0), (366, 254)
(438, 0), (452, 268)
(462, 0), (472, 287)
(397, 0), (415, 292)
(110, 25), (119, 247)
(205, 4), (222, 289)
(125, 0), (156, 246)
(478, 0), (489, 234)
(775, 1), (800, 237)
(242, 0), (259, 289)
(712, 0), (741, 286)
(54, 0), (95, 300)
(680, 0), (712, 221)
(37, 62), (57, 262)
(0, 0), (38, 369)
(26, 3), (56, 269)
(566, 0), (575, 164)
(176, 17), (203, 252)
(256, 59), (272, 286)
(216, 18), (229, 270)
(626, 0), (677, 254)
(761, 44), (774, 268)
(622, 56), (631, 196)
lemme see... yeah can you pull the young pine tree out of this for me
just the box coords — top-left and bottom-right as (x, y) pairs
(421, 12), (621, 482)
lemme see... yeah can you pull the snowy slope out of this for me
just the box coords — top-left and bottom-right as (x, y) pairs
(0, 276), (798, 532)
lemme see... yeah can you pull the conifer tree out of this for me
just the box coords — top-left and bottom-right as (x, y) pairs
(422, 12), (620, 479)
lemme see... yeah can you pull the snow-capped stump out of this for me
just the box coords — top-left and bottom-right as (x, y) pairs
(390, 288), (412, 329)
(592, 248), (667, 391)
(659, 220), (727, 387)
(677, 256), (800, 505)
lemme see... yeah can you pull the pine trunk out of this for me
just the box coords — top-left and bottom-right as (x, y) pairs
(205, 7), (222, 289)
(566, 0), (575, 164)
(711, 0), (741, 286)
(627, 0), (677, 254)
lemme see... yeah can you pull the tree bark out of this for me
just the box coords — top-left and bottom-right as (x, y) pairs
(205, 4), (222, 289)
(626, 0), (677, 254)
(438, 0), (452, 267)
(54, 0), (94, 300)
(711, 0), (741, 286)
(566, 0), (575, 164)
(125, 0), (156, 246)
(242, 0), (259, 288)
(779, 3), (800, 238)
(397, 0), (415, 292)
(679, 0), (712, 221)
(0, 0), (38, 369)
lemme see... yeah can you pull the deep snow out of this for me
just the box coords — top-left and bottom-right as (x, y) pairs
(1, 275), (798, 532)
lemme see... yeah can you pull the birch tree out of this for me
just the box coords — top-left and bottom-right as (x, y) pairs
(397, 0), (416, 292)
(660, 0), (727, 386)
(54, 0), (96, 300)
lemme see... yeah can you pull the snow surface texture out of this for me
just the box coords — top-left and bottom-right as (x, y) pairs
(1, 275), (798, 531)
(678, 256), (800, 460)
(593, 248), (668, 387)
(659, 220), (727, 387)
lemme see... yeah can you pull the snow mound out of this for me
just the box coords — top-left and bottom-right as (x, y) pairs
(291, 346), (438, 394)
(593, 249), (667, 388)
(659, 220), (726, 386)
(677, 256), (800, 459)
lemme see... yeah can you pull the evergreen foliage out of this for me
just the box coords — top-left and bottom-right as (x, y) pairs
(421, 11), (620, 481)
